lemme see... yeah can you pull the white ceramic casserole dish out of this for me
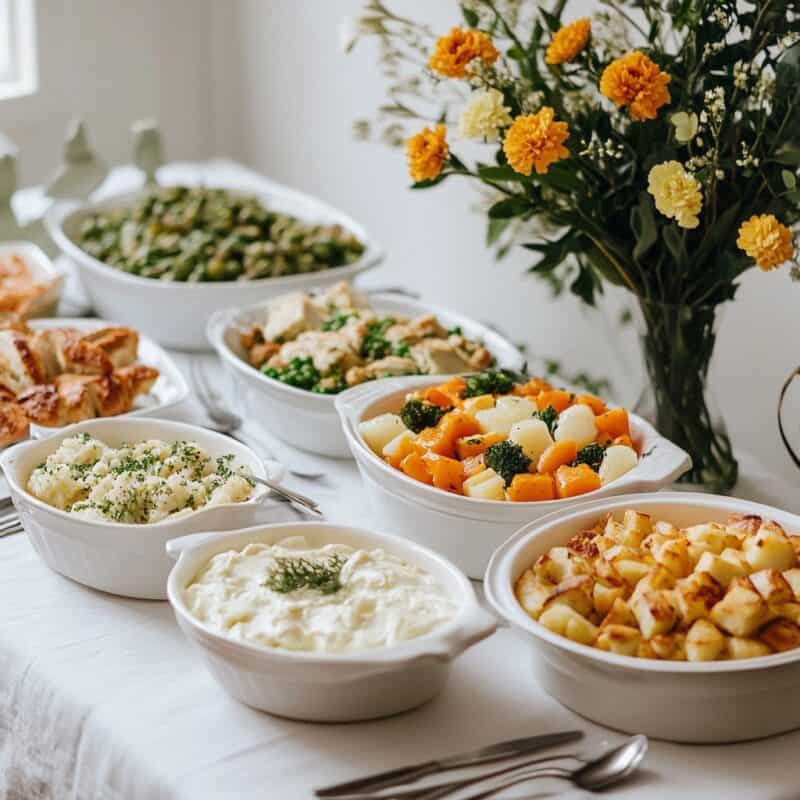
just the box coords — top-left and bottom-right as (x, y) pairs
(336, 376), (691, 578)
(207, 293), (526, 458)
(25, 317), (189, 439)
(166, 521), (497, 722)
(45, 186), (384, 351)
(485, 492), (800, 743)
(0, 417), (282, 600)
(0, 241), (65, 317)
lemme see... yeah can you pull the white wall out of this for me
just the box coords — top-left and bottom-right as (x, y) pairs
(2, 0), (216, 186)
(211, 0), (800, 480)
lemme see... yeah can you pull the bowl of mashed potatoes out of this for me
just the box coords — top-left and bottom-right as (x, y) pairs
(166, 522), (497, 721)
(0, 417), (282, 599)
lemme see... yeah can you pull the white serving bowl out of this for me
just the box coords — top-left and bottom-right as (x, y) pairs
(485, 492), (800, 743)
(336, 376), (691, 579)
(207, 293), (526, 458)
(166, 521), (497, 722)
(45, 185), (384, 351)
(0, 240), (65, 317)
(0, 417), (282, 600)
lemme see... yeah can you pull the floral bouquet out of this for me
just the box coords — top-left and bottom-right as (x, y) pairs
(350, 0), (800, 492)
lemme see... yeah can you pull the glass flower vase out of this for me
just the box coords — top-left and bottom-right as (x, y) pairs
(634, 299), (738, 493)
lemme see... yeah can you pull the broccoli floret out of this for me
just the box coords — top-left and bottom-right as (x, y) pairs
(484, 440), (531, 486)
(533, 404), (559, 435)
(574, 443), (606, 471)
(462, 369), (515, 398)
(400, 398), (451, 433)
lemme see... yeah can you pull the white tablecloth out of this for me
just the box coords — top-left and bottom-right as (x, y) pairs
(2, 162), (800, 800)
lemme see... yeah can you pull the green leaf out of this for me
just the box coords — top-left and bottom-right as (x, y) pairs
(487, 217), (510, 247)
(662, 225), (687, 268)
(461, 5), (479, 27)
(782, 170), (797, 190)
(410, 174), (448, 189)
(786, 190), (800, 205)
(772, 145), (800, 166)
(478, 165), (523, 181)
(630, 193), (658, 263)
(570, 265), (597, 306)
(448, 152), (468, 172)
(488, 196), (531, 218)
(535, 163), (579, 192)
(539, 8), (561, 32)
(690, 202), (740, 270)
(506, 46), (526, 60)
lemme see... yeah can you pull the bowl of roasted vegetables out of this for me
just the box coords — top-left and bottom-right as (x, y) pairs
(208, 284), (525, 457)
(485, 492), (800, 743)
(47, 184), (383, 350)
(336, 373), (690, 577)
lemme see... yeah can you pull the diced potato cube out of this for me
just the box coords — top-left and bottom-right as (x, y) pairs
(760, 619), (800, 652)
(554, 404), (598, 449)
(476, 396), (537, 434)
(725, 514), (762, 537)
(359, 413), (408, 455)
(744, 521), (796, 572)
(719, 547), (750, 572)
(623, 509), (653, 538)
(694, 551), (747, 588)
(674, 572), (724, 626)
(654, 537), (692, 578)
(727, 637), (772, 660)
(462, 468), (505, 500)
(596, 624), (641, 656)
(631, 566), (676, 604)
(687, 544), (707, 568)
(600, 597), (636, 628)
(515, 569), (554, 620)
(532, 546), (592, 584)
(631, 589), (677, 639)
(685, 523), (739, 555)
(653, 520), (680, 538)
(508, 418), (553, 462)
(686, 619), (726, 662)
(615, 559), (652, 586)
(773, 602), (800, 625)
(790, 536), (800, 561)
(711, 577), (771, 637)
(783, 568), (800, 600)
(541, 575), (594, 618)
(749, 569), (794, 604)
(650, 631), (686, 660)
(495, 395), (538, 417)
(539, 604), (598, 646)
(598, 445), (638, 486)
(593, 580), (626, 617)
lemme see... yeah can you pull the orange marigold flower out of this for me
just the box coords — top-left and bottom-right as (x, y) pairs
(503, 108), (570, 176)
(599, 51), (671, 121)
(736, 214), (794, 271)
(429, 27), (499, 79)
(406, 124), (449, 183)
(545, 18), (591, 65)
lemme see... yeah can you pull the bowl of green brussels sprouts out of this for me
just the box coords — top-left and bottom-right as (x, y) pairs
(46, 184), (383, 350)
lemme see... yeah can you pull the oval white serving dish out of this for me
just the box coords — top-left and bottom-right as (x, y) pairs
(166, 521), (497, 722)
(0, 417), (282, 600)
(45, 185), (384, 351)
(335, 375), (691, 579)
(0, 240), (66, 318)
(25, 317), (189, 439)
(207, 293), (526, 458)
(485, 492), (800, 743)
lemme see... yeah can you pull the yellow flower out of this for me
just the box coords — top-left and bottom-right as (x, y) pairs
(406, 124), (449, 182)
(545, 18), (591, 65)
(737, 214), (794, 271)
(647, 161), (703, 229)
(503, 108), (570, 176)
(600, 51), (671, 121)
(429, 27), (499, 79)
(458, 88), (512, 142)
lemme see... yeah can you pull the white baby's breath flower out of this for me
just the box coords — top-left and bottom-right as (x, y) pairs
(458, 88), (512, 142)
(670, 111), (699, 143)
(733, 62), (749, 90)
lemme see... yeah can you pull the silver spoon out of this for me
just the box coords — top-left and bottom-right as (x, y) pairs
(461, 735), (648, 799)
(250, 474), (323, 517)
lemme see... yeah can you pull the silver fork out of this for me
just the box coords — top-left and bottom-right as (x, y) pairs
(0, 498), (23, 537)
(190, 360), (323, 480)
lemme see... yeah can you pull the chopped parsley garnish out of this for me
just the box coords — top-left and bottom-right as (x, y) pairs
(265, 554), (347, 595)
(321, 312), (357, 331)
(533, 404), (559, 435)
(447, 325), (463, 336)
(573, 443), (606, 471)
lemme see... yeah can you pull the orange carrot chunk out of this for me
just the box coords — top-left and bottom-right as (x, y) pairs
(386, 437), (422, 469)
(576, 393), (607, 415)
(613, 434), (634, 449)
(423, 387), (457, 409)
(555, 463), (601, 498)
(400, 452), (433, 485)
(456, 431), (505, 460)
(517, 378), (552, 397)
(424, 453), (464, 494)
(537, 440), (578, 474)
(536, 390), (574, 414)
(440, 410), (482, 441)
(596, 408), (630, 439)
(507, 473), (557, 502)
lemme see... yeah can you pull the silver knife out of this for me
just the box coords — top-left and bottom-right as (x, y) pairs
(314, 730), (582, 797)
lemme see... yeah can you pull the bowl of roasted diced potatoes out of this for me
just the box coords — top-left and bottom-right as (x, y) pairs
(485, 492), (800, 743)
(335, 373), (690, 578)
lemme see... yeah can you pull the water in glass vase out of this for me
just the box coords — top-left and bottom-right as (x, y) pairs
(634, 299), (738, 493)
